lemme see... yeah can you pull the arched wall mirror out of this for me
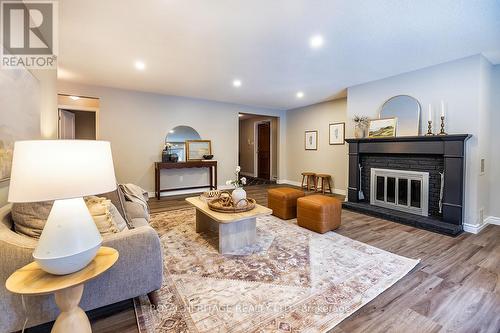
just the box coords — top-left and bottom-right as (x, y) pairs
(165, 125), (201, 162)
(380, 95), (421, 136)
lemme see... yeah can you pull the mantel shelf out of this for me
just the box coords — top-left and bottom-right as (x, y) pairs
(346, 134), (471, 144)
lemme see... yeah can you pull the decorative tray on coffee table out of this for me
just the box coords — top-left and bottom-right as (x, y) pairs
(205, 191), (256, 213)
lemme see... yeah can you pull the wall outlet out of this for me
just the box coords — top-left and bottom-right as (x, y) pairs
(480, 158), (485, 174)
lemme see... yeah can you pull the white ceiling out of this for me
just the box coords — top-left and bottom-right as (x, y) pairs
(59, 0), (500, 110)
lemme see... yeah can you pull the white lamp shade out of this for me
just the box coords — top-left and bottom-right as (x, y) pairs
(8, 140), (117, 203)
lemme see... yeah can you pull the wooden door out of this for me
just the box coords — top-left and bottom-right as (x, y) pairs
(257, 122), (271, 179)
(59, 110), (75, 139)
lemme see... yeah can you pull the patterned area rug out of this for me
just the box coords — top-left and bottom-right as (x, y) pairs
(134, 208), (419, 333)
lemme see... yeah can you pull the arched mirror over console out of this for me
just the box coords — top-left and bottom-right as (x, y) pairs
(165, 125), (201, 162)
(380, 95), (421, 136)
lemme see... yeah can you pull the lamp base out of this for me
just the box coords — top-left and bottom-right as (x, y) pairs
(33, 197), (102, 275)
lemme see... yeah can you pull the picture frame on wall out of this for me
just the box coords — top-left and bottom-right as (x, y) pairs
(304, 130), (318, 150)
(329, 122), (345, 145)
(368, 117), (398, 138)
(186, 140), (212, 160)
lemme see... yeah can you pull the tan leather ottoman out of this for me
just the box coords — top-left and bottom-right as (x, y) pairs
(297, 195), (341, 233)
(268, 187), (305, 220)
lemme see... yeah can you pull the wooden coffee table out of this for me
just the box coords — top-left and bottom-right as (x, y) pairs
(6, 247), (119, 333)
(186, 196), (272, 254)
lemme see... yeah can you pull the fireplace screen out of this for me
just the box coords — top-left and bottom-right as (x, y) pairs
(370, 168), (429, 216)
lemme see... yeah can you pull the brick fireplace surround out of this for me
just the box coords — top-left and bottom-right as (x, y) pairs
(343, 134), (471, 236)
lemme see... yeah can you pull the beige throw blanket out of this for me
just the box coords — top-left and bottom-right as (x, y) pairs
(119, 183), (149, 217)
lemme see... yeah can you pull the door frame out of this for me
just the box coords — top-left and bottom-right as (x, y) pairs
(253, 120), (273, 180)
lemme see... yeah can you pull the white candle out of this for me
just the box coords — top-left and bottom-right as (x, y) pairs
(441, 100), (445, 117)
(428, 104), (432, 121)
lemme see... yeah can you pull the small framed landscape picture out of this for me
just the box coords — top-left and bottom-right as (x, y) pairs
(305, 130), (318, 150)
(186, 140), (212, 160)
(368, 118), (397, 138)
(329, 122), (345, 145)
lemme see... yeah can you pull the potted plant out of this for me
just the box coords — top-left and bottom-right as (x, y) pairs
(353, 115), (369, 138)
(226, 166), (247, 206)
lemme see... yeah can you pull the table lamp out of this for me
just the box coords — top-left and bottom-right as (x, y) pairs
(8, 140), (117, 275)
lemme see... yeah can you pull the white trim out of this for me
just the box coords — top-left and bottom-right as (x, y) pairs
(253, 120), (273, 180)
(485, 216), (500, 226)
(148, 185), (233, 198)
(463, 222), (489, 234)
(277, 179), (346, 196)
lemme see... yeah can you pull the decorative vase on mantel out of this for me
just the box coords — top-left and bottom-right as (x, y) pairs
(354, 124), (366, 139)
(231, 187), (247, 207)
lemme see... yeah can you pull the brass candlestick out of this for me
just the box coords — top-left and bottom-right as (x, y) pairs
(439, 116), (447, 135)
(426, 120), (434, 136)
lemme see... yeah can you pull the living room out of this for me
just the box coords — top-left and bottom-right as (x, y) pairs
(1, 1), (499, 332)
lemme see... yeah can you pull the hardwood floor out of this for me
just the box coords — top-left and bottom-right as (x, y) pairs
(26, 184), (500, 332)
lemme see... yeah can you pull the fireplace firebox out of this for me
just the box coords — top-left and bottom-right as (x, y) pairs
(343, 134), (470, 236)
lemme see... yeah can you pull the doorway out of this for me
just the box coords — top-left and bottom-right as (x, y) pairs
(238, 113), (278, 183)
(58, 109), (96, 139)
(57, 94), (99, 140)
(256, 122), (271, 179)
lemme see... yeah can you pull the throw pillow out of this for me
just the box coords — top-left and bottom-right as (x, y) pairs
(84, 196), (120, 235)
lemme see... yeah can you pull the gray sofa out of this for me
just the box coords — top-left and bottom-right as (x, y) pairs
(0, 188), (163, 332)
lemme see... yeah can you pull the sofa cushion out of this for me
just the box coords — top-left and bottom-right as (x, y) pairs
(11, 201), (53, 238)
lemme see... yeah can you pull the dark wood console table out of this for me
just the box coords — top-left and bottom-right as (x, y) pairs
(154, 161), (217, 199)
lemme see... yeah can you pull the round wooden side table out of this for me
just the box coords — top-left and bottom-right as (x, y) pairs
(6, 246), (119, 333)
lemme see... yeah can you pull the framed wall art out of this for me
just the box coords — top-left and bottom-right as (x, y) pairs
(329, 122), (345, 145)
(304, 130), (318, 150)
(368, 118), (397, 138)
(186, 140), (212, 160)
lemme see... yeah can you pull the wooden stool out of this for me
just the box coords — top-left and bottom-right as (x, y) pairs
(315, 174), (333, 194)
(301, 172), (316, 191)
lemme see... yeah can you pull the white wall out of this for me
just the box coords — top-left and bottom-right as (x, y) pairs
(58, 81), (287, 195)
(347, 55), (493, 231)
(285, 99), (348, 194)
(489, 65), (500, 220)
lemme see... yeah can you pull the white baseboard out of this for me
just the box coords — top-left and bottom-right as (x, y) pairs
(485, 216), (500, 226)
(276, 179), (347, 196)
(148, 185), (233, 198)
(463, 222), (488, 234)
(463, 215), (500, 234)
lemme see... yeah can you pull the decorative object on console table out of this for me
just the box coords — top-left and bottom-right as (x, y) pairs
(304, 130), (318, 150)
(329, 122), (345, 145)
(8, 140), (117, 275)
(186, 140), (212, 160)
(154, 160), (217, 199)
(368, 117), (397, 138)
(226, 166), (247, 207)
(6, 247), (118, 333)
(353, 115), (369, 138)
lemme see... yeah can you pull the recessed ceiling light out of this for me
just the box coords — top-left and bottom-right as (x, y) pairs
(238, 114), (243, 117)
(169, 130), (175, 133)
(69, 96), (80, 101)
(233, 79), (242, 87)
(134, 61), (146, 70)
(309, 35), (324, 49)
(296, 91), (304, 99)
